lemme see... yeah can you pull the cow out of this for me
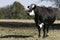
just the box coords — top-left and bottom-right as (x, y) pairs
(27, 4), (56, 38)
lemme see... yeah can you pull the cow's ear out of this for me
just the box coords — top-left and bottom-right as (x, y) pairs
(34, 5), (36, 9)
(32, 4), (36, 9)
(32, 5), (35, 8)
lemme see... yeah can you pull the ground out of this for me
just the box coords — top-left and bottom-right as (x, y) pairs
(0, 22), (59, 40)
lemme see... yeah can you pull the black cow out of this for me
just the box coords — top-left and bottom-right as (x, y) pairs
(27, 4), (56, 38)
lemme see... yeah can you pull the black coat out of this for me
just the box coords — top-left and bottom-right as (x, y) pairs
(34, 6), (56, 25)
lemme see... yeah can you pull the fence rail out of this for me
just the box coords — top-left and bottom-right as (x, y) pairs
(0, 19), (59, 24)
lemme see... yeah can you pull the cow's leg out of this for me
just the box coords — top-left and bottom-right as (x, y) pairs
(43, 25), (48, 38)
(43, 25), (45, 38)
(37, 23), (44, 38)
(46, 26), (49, 33)
(46, 25), (49, 37)
(36, 24), (41, 38)
(43, 27), (47, 38)
(37, 26), (41, 38)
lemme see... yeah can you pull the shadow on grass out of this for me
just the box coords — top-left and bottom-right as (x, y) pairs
(0, 22), (35, 28)
(0, 22), (60, 30)
(49, 24), (60, 30)
(0, 35), (33, 38)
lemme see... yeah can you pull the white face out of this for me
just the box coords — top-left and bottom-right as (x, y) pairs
(29, 10), (35, 16)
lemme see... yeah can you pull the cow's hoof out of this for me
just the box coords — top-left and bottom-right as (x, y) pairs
(43, 35), (48, 38)
(43, 36), (45, 38)
(46, 35), (49, 37)
(38, 35), (41, 38)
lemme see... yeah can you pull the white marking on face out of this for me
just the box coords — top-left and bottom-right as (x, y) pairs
(39, 23), (44, 28)
(29, 10), (35, 16)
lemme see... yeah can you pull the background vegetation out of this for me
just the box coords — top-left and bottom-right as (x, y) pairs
(0, 1), (33, 19)
(0, 1), (60, 20)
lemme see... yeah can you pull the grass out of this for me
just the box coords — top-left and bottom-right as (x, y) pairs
(0, 21), (59, 40)
(0, 26), (59, 40)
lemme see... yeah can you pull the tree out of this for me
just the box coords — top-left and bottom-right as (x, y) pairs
(40, 0), (60, 8)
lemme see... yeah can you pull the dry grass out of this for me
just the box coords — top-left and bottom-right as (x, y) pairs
(0, 20), (59, 40)
(0, 26), (59, 40)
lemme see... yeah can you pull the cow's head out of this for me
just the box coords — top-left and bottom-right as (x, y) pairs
(27, 4), (36, 16)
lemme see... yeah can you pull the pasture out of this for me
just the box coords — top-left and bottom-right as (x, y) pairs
(0, 20), (59, 40)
